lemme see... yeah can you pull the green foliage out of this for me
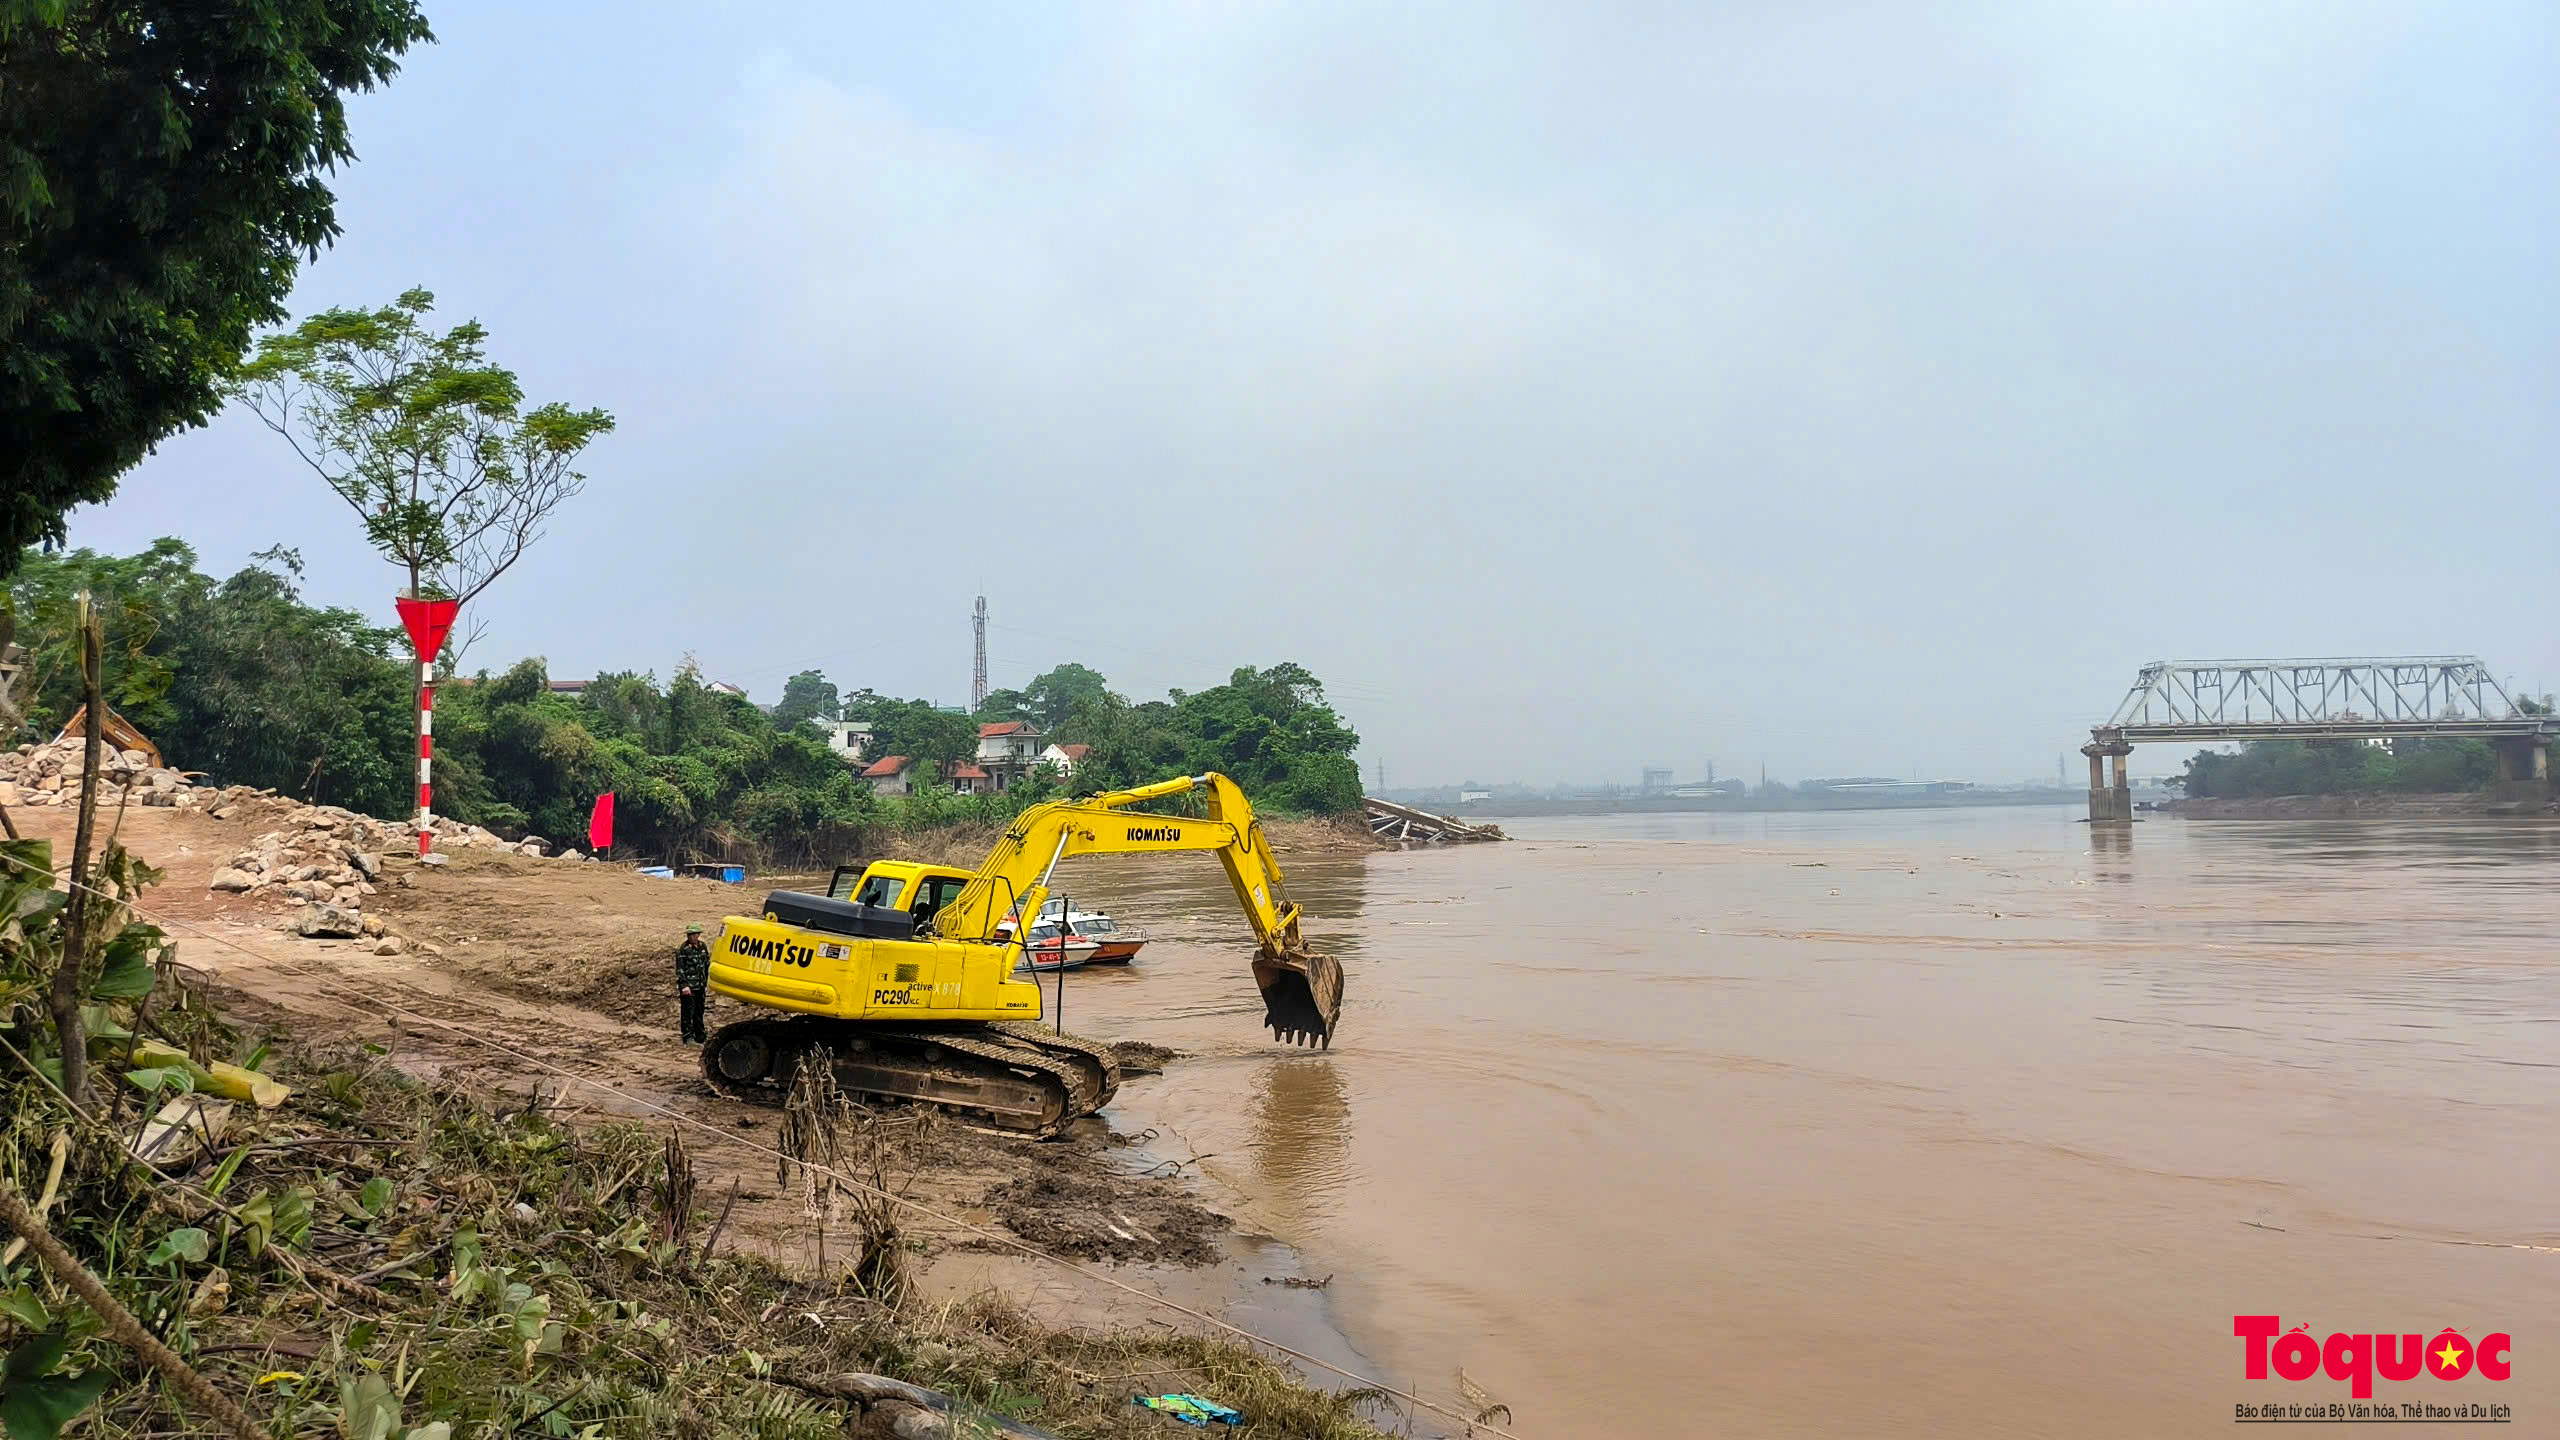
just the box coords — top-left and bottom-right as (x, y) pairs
(161, 549), (416, 815)
(422, 659), (880, 862)
(849, 697), (975, 771)
(0, 1021), (1399, 1440)
(5, 544), (1366, 872)
(2180, 738), (2500, 798)
(232, 289), (614, 610)
(1020, 663), (1109, 732)
(0, 1333), (116, 1440)
(0, 836), (174, 1068)
(142, 1228), (209, 1267)
(770, 670), (839, 730)
(7, 543), (417, 816)
(972, 687), (1030, 724)
(1067, 662), (1363, 814)
(0, 0), (433, 576)
(0, 537), (193, 737)
(0, 833), (179, 1438)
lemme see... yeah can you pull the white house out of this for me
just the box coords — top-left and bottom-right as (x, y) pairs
(975, 721), (1047, 791)
(1038, 742), (1089, 779)
(818, 719), (872, 765)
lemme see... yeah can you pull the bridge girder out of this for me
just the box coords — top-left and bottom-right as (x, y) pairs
(2095, 656), (2557, 747)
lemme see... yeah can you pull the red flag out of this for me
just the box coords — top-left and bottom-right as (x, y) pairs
(588, 792), (615, 853)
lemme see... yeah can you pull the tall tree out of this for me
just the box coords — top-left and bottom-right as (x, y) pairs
(772, 669), (840, 729)
(232, 289), (615, 622)
(1023, 662), (1112, 732)
(864, 699), (976, 772)
(974, 686), (1031, 724)
(0, 0), (433, 575)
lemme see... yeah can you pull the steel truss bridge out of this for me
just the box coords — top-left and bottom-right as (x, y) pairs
(2095, 657), (2556, 746)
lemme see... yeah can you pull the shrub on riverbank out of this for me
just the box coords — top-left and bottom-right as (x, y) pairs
(0, 1027), (1395, 1439)
(2178, 737), (2499, 799)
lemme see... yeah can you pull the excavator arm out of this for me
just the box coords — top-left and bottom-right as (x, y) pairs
(933, 772), (1345, 1046)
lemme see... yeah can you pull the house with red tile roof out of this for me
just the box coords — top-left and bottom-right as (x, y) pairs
(860, 754), (916, 796)
(974, 720), (1049, 792)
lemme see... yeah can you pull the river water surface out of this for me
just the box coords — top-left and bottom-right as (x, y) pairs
(1036, 807), (2557, 1437)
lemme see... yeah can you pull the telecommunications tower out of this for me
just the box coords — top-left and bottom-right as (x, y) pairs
(971, 595), (989, 711)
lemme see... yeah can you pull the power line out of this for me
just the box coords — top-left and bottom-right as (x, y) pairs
(0, 846), (1520, 1440)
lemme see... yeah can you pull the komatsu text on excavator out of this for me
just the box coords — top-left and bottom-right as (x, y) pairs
(697, 773), (1344, 1136)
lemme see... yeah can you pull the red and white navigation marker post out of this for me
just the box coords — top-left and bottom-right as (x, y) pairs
(393, 595), (461, 858)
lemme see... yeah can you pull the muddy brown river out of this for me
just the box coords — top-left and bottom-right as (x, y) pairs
(1037, 807), (2557, 1437)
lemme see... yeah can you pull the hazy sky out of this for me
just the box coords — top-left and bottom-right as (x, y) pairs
(68, 2), (2559, 786)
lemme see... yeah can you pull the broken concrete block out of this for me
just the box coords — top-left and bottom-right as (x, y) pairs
(295, 904), (364, 939)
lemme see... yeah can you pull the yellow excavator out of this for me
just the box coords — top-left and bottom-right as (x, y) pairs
(698, 772), (1344, 1136)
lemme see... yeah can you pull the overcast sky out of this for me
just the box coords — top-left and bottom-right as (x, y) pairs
(67, 1), (2559, 786)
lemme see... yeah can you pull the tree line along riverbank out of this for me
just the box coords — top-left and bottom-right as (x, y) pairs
(5, 540), (1372, 869)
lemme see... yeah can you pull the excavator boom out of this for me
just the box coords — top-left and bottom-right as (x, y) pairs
(934, 772), (1345, 1046)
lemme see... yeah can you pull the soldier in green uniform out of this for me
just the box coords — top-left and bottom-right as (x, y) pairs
(676, 922), (711, 1043)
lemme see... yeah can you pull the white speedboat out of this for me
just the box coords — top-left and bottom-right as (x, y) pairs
(1000, 897), (1146, 967)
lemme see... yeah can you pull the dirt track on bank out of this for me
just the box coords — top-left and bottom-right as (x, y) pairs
(5, 801), (1246, 1288)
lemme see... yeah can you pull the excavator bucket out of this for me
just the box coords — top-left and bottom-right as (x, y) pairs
(1253, 948), (1344, 1048)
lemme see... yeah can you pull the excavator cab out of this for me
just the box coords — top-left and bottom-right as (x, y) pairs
(910, 874), (970, 932)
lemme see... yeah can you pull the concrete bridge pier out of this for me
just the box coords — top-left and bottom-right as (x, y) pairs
(2082, 732), (2133, 824)
(2490, 737), (2552, 803)
(2491, 737), (2550, 783)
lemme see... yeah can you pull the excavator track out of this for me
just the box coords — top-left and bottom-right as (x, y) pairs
(699, 1017), (1122, 1139)
(989, 1022), (1123, 1112)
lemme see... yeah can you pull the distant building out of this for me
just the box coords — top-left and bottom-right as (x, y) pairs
(818, 719), (872, 765)
(975, 721), (1047, 791)
(547, 679), (589, 698)
(1640, 767), (1674, 792)
(1459, 788), (1493, 804)
(861, 755), (917, 796)
(947, 762), (995, 795)
(1801, 777), (1974, 796)
(1040, 742), (1090, 779)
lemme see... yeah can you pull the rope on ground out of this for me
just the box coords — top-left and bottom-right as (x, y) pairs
(0, 1165), (268, 1440)
(0, 845), (1525, 1440)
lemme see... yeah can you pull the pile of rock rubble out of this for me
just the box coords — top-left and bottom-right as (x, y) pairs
(2, 736), (585, 943)
(0, 737), (199, 810)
